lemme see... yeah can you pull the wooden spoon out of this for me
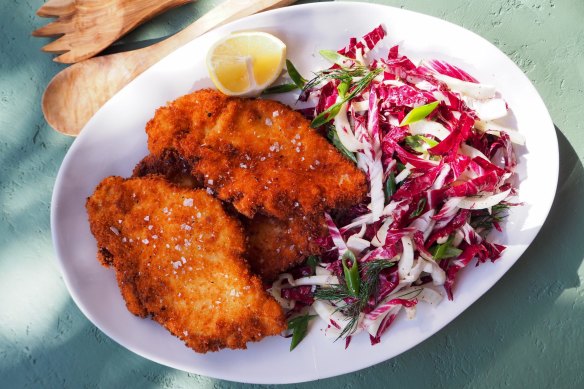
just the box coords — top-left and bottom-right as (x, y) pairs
(33, 0), (194, 64)
(42, 0), (296, 136)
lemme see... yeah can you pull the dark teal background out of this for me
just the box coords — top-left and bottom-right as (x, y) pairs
(1, 0), (583, 387)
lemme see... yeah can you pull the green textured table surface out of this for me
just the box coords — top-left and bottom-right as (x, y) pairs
(1, 0), (583, 387)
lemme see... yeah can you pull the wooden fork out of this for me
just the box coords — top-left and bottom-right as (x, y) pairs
(41, 0), (296, 136)
(33, 0), (194, 63)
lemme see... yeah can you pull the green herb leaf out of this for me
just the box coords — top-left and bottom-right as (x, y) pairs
(443, 246), (463, 258)
(313, 283), (361, 340)
(313, 258), (395, 340)
(384, 172), (396, 204)
(310, 68), (382, 128)
(262, 83), (299, 95)
(423, 136), (439, 148)
(327, 127), (358, 163)
(313, 103), (343, 128)
(430, 235), (463, 260)
(341, 251), (360, 296)
(313, 284), (353, 301)
(345, 67), (382, 99)
(404, 135), (439, 153)
(469, 203), (511, 232)
(337, 79), (350, 98)
(319, 49), (353, 65)
(306, 255), (320, 274)
(360, 259), (395, 305)
(262, 60), (306, 94)
(286, 59), (306, 88)
(288, 314), (317, 351)
(410, 197), (427, 218)
(303, 66), (368, 93)
(400, 101), (440, 126)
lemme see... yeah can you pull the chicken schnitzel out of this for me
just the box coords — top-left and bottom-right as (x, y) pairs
(133, 150), (327, 282)
(132, 148), (201, 189)
(86, 176), (286, 353)
(242, 213), (325, 282)
(145, 89), (367, 219)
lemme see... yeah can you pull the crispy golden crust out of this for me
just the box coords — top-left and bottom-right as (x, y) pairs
(243, 214), (326, 282)
(133, 151), (327, 282)
(132, 148), (201, 188)
(145, 89), (368, 219)
(86, 176), (285, 353)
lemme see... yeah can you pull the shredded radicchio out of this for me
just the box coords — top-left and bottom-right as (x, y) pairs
(272, 25), (521, 348)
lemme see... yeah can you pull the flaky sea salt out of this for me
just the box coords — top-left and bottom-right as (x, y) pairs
(229, 289), (241, 297)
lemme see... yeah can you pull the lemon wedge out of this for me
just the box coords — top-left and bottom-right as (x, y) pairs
(206, 31), (286, 96)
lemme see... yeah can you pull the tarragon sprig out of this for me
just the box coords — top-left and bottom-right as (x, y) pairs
(310, 67), (382, 128)
(314, 259), (395, 340)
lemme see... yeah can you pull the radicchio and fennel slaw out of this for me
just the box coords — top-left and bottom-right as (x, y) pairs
(267, 25), (524, 350)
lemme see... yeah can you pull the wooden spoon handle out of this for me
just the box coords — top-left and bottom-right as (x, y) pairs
(156, 0), (295, 55)
(42, 0), (295, 136)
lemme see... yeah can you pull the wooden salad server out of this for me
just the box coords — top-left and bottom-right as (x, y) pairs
(33, 0), (194, 64)
(42, 0), (296, 136)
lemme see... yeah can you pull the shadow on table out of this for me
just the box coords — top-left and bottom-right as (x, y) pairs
(1, 300), (189, 388)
